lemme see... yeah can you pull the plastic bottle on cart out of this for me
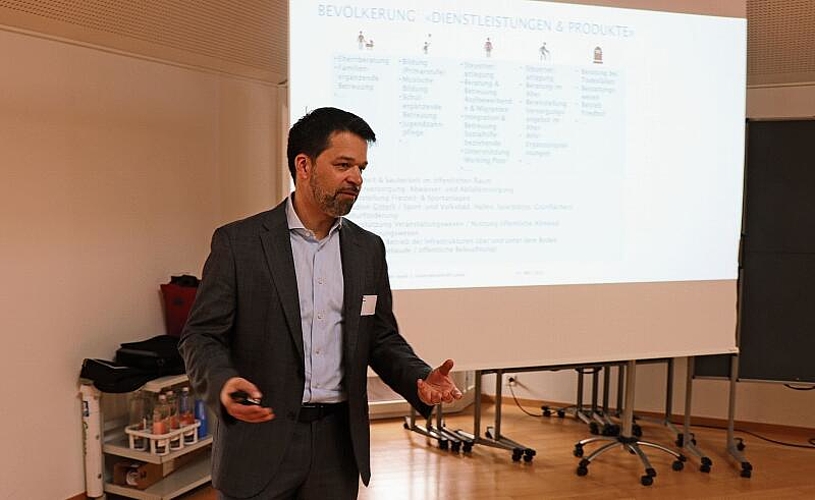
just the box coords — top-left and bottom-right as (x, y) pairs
(165, 391), (178, 427)
(195, 399), (208, 439)
(179, 386), (196, 444)
(179, 387), (193, 421)
(152, 393), (169, 454)
(166, 390), (182, 450)
(127, 391), (148, 450)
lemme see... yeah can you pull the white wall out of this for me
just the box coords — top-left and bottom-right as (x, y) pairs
(0, 29), (279, 499)
(501, 84), (815, 429)
(747, 84), (815, 119)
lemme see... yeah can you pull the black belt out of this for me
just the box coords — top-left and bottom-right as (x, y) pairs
(297, 402), (347, 423)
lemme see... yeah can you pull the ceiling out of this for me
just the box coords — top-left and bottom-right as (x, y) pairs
(748, 0), (815, 86)
(0, 0), (288, 83)
(0, 0), (812, 86)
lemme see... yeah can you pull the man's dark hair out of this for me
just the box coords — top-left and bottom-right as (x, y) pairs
(287, 107), (376, 181)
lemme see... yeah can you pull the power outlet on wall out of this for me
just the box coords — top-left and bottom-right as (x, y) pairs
(506, 374), (519, 387)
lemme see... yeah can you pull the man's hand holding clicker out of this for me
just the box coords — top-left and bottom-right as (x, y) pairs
(220, 377), (275, 423)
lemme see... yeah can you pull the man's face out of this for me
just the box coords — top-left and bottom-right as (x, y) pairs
(306, 131), (368, 218)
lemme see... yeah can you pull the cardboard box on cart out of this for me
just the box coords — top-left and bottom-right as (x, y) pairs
(112, 446), (208, 489)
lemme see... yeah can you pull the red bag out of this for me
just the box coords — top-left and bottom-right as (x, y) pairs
(160, 275), (199, 336)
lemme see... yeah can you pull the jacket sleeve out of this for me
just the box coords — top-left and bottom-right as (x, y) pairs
(366, 237), (434, 419)
(178, 227), (240, 418)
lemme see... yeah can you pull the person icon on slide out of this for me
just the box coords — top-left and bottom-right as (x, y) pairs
(484, 37), (493, 57)
(357, 30), (365, 50)
(539, 42), (550, 61)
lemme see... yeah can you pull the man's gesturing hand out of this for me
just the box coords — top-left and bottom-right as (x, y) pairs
(220, 377), (275, 423)
(417, 359), (463, 406)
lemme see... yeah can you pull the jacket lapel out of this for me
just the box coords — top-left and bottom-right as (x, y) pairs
(340, 223), (364, 363)
(260, 203), (304, 362)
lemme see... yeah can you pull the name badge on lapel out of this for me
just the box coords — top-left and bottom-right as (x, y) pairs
(361, 295), (377, 316)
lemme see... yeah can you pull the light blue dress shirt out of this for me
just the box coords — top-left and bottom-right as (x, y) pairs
(286, 196), (347, 404)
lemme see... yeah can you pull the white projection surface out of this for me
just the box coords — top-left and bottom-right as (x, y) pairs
(289, 0), (746, 369)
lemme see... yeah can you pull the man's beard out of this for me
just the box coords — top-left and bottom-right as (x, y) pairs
(310, 176), (358, 217)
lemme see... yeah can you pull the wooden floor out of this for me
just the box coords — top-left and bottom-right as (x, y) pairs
(180, 402), (815, 499)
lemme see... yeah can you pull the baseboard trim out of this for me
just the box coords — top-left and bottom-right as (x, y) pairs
(369, 385), (475, 420)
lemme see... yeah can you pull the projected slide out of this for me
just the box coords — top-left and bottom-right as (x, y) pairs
(290, 1), (746, 290)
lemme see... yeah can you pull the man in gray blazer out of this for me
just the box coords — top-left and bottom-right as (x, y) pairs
(180, 107), (461, 499)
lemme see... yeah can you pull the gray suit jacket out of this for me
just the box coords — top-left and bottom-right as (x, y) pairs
(179, 200), (432, 497)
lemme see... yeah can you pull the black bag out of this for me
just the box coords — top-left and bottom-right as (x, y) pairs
(80, 358), (157, 393)
(115, 334), (185, 376)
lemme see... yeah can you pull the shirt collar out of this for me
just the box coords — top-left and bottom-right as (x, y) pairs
(285, 193), (343, 237)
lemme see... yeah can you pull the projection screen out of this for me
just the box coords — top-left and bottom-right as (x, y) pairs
(289, 0), (746, 370)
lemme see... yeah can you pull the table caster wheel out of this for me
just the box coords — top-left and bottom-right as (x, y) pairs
(641, 475), (653, 486)
(672, 460), (684, 471)
(522, 449), (535, 462)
